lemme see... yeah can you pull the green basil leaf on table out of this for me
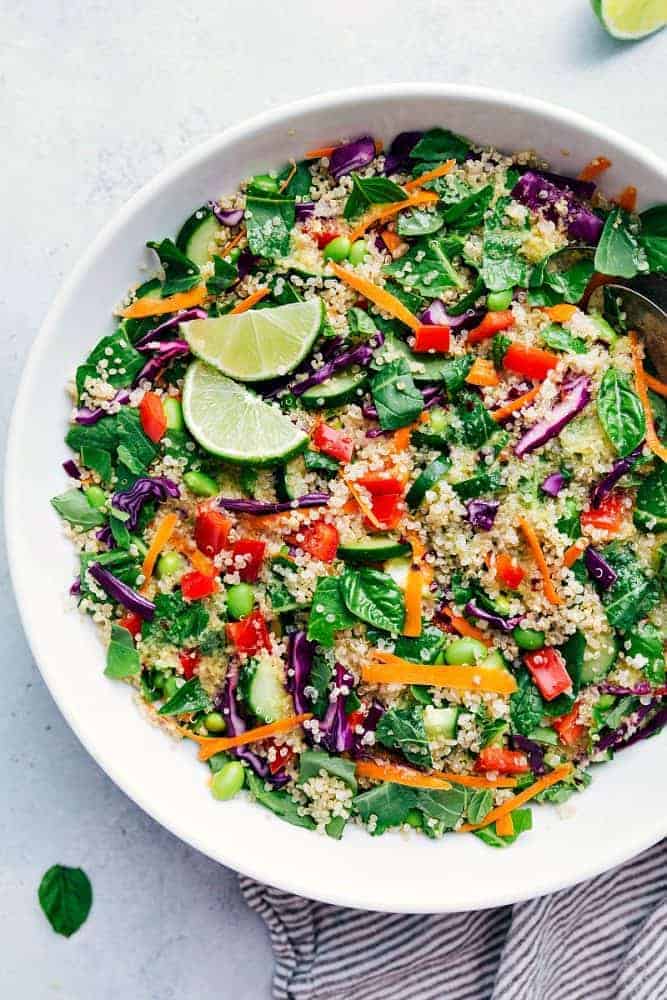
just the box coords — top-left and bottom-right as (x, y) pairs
(596, 368), (646, 456)
(38, 864), (93, 938)
(340, 565), (405, 634)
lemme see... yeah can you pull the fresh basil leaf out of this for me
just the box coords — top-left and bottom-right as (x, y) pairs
(158, 677), (212, 716)
(303, 448), (340, 478)
(467, 788), (494, 825)
(104, 623), (140, 679)
(38, 865), (92, 938)
(142, 590), (209, 646)
(626, 622), (665, 685)
(307, 576), (356, 648)
(410, 128), (470, 164)
(66, 412), (120, 457)
(594, 207), (648, 279)
(246, 770), (316, 830)
(442, 185), (493, 232)
(51, 488), (106, 529)
(109, 512), (132, 549)
(308, 646), (335, 717)
(246, 195), (295, 259)
(450, 392), (496, 448)
(298, 749), (358, 792)
(448, 276), (485, 316)
(396, 206), (445, 237)
(640, 235), (667, 274)
(510, 669), (545, 735)
(634, 460), (667, 532)
(451, 466), (503, 500)
(147, 238), (200, 296)
(346, 306), (378, 339)
(267, 579), (301, 614)
(597, 368), (646, 456)
(540, 322), (587, 354)
(394, 625), (447, 664)
(601, 544), (660, 630)
(370, 358), (423, 430)
(80, 445), (112, 483)
(384, 236), (463, 297)
(207, 255), (238, 295)
(340, 566), (405, 634)
(353, 782), (417, 835)
(480, 226), (530, 292)
(440, 354), (475, 398)
(276, 160), (311, 198)
(528, 259), (595, 307)
(344, 174), (407, 220)
(376, 706), (432, 769)
(81, 328), (145, 390)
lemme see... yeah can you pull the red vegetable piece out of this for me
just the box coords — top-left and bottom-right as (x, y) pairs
(226, 610), (271, 655)
(552, 702), (587, 746)
(299, 521), (339, 563)
(181, 571), (217, 601)
(475, 746), (530, 774)
(179, 648), (201, 680)
(231, 538), (266, 581)
(118, 611), (143, 638)
(467, 310), (514, 345)
(524, 647), (572, 701)
(139, 391), (167, 443)
(503, 343), (559, 381)
(580, 492), (627, 535)
(195, 510), (232, 557)
(413, 324), (450, 354)
(312, 422), (354, 464)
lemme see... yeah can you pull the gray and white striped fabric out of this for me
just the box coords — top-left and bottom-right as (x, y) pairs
(241, 839), (666, 1000)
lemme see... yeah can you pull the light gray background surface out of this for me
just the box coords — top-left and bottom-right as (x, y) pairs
(1, 2), (665, 997)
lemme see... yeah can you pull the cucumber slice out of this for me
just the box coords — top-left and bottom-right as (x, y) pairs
(240, 656), (292, 724)
(300, 369), (368, 410)
(337, 535), (411, 563)
(406, 456), (452, 510)
(383, 556), (411, 590)
(176, 206), (221, 267)
(424, 705), (459, 741)
(275, 455), (309, 502)
(481, 649), (507, 670)
(580, 631), (619, 684)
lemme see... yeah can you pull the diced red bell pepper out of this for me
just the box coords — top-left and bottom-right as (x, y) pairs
(413, 324), (450, 354)
(266, 740), (295, 775)
(139, 391), (167, 443)
(118, 611), (143, 638)
(181, 570), (218, 601)
(313, 229), (339, 249)
(299, 521), (339, 563)
(475, 746), (530, 774)
(503, 343), (559, 381)
(580, 492), (627, 535)
(347, 709), (366, 730)
(231, 538), (266, 581)
(194, 510), (232, 557)
(179, 648), (201, 680)
(226, 610), (271, 655)
(312, 422), (354, 464)
(524, 647), (572, 701)
(495, 553), (525, 590)
(356, 474), (405, 496)
(467, 310), (515, 345)
(552, 702), (587, 746)
(367, 492), (404, 530)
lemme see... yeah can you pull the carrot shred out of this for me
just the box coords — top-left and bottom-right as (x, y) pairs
(578, 156), (612, 181)
(629, 330), (667, 463)
(518, 516), (564, 605)
(458, 764), (573, 832)
(189, 714), (313, 761)
(119, 285), (206, 319)
(616, 185), (637, 213)
(563, 538), (588, 569)
(465, 358), (500, 387)
(347, 191), (439, 242)
(362, 650), (517, 694)
(491, 384), (541, 423)
(304, 145), (338, 160)
(329, 262), (421, 330)
(541, 303), (578, 323)
(374, 139), (384, 155)
(218, 229), (245, 258)
(171, 534), (217, 577)
(646, 373), (667, 398)
(230, 287), (270, 314)
(392, 425), (413, 451)
(439, 606), (493, 647)
(495, 812), (515, 837)
(344, 477), (384, 529)
(141, 513), (179, 585)
(380, 228), (403, 253)
(278, 160), (297, 193)
(404, 159), (455, 191)
(356, 759), (451, 790)
(403, 566), (423, 637)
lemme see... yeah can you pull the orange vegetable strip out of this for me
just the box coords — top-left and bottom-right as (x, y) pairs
(347, 191), (439, 242)
(304, 145), (338, 159)
(616, 185), (637, 213)
(541, 303), (577, 323)
(393, 425), (413, 451)
(171, 535), (217, 577)
(329, 261), (421, 330)
(120, 286), (206, 319)
(141, 513), (179, 584)
(518, 516), (564, 605)
(218, 230), (245, 258)
(403, 566), (423, 637)
(278, 160), (297, 193)
(578, 156), (612, 181)
(629, 330), (667, 463)
(230, 287), (270, 314)
(440, 606), (493, 647)
(374, 140), (384, 155)
(190, 714), (313, 761)
(344, 477), (384, 529)
(355, 756), (517, 790)
(362, 653), (517, 695)
(491, 384), (541, 423)
(495, 812), (515, 837)
(381, 228), (403, 253)
(465, 358), (499, 387)
(458, 765), (573, 832)
(563, 538), (589, 569)
(404, 159), (455, 191)
(646, 373), (667, 398)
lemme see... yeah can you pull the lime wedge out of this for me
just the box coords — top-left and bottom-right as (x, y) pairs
(591, 0), (666, 38)
(182, 360), (308, 464)
(182, 299), (324, 382)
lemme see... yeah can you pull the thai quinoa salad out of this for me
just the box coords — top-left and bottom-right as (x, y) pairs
(53, 128), (667, 846)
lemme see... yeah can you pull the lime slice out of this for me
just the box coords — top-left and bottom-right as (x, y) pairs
(591, 0), (666, 38)
(182, 299), (324, 382)
(182, 360), (308, 464)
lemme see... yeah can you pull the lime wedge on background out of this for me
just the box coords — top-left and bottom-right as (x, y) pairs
(591, 0), (666, 38)
(182, 360), (308, 464)
(182, 299), (324, 382)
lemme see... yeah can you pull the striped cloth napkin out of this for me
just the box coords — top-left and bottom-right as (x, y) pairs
(241, 839), (666, 999)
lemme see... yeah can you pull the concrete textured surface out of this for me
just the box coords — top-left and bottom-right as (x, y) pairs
(1, 2), (664, 997)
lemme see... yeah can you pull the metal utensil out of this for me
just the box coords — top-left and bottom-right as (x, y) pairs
(588, 276), (667, 380)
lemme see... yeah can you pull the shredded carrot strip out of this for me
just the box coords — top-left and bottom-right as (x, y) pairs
(646, 373), (667, 398)
(356, 759), (451, 790)
(141, 513), (179, 585)
(616, 185), (637, 213)
(344, 477), (384, 529)
(392, 425), (413, 451)
(491, 385), (541, 423)
(374, 139), (384, 155)
(380, 228), (403, 253)
(278, 160), (297, 193)
(304, 145), (338, 160)
(629, 330), (667, 463)
(495, 812), (515, 837)
(458, 764), (572, 832)
(348, 191), (439, 242)
(362, 651), (517, 694)
(189, 714), (313, 761)
(439, 606), (493, 647)
(440, 772), (517, 789)
(465, 357), (499, 387)
(563, 538), (588, 569)
(541, 303), (577, 323)
(230, 287), (270, 314)
(578, 156), (612, 181)
(218, 230), (245, 258)
(404, 159), (455, 191)
(329, 261), (421, 330)
(171, 534), (216, 577)
(518, 516), (564, 605)
(120, 286), (206, 319)
(403, 566), (423, 637)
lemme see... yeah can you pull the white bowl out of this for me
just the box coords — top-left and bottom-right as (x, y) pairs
(7, 84), (666, 913)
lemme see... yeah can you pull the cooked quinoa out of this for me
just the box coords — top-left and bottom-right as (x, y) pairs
(53, 127), (666, 845)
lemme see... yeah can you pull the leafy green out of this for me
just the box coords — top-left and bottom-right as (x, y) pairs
(384, 236), (463, 298)
(51, 488), (106, 529)
(207, 255), (238, 295)
(394, 625), (447, 664)
(353, 782), (417, 835)
(557, 497), (582, 540)
(510, 669), (545, 735)
(474, 808), (533, 847)
(441, 354), (475, 398)
(540, 323), (587, 355)
(246, 771), (316, 830)
(77, 328), (145, 392)
(480, 200), (530, 292)
(38, 865), (92, 938)
(340, 566), (405, 634)
(105, 624), (141, 679)
(304, 448), (340, 478)
(640, 203), (667, 236)
(298, 749), (358, 792)
(528, 258), (594, 307)
(450, 392), (496, 448)
(158, 677), (212, 717)
(492, 334), (512, 368)
(601, 544), (660, 630)
(594, 207), (648, 279)
(466, 789), (494, 825)
(80, 445), (112, 483)
(147, 238), (200, 295)
(370, 358), (423, 430)
(276, 160), (311, 198)
(626, 622), (665, 685)
(448, 276), (485, 316)
(347, 306), (378, 339)
(246, 195), (295, 258)
(308, 646), (335, 717)
(410, 128), (470, 164)
(597, 369), (646, 456)
(441, 185), (494, 232)
(639, 236), (667, 273)
(416, 786), (467, 831)
(142, 590), (209, 646)
(634, 460), (667, 532)
(109, 512), (131, 549)
(307, 576), (356, 648)
(451, 465), (503, 500)
(344, 173), (407, 220)
(376, 706), (432, 769)
(396, 206), (445, 237)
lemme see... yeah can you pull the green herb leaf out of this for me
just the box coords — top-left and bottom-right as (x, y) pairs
(597, 368), (646, 456)
(51, 488), (106, 529)
(640, 236), (667, 274)
(601, 544), (660, 630)
(207, 255), (239, 295)
(158, 677), (212, 716)
(450, 392), (496, 448)
(474, 808), (533, 847)
(384, 236), (463, 297)
(346, 306), (378, 339)
(80, 328), (145, 390)
(634, 460), (667, 532)
(626, 621), (665, 684)
(80, 445), (113, 483)
(540, 323), (587, 355)
(394, 625), (447, 664)
(416, 786), (467, 829)
(38, 865), (92, 938)
(442, 185), (494, 232)
(246, 770), (316, 829)
(640, 203), (667, 236)
(298, 749), (358, 792)
(557, 497), (582, 540)
(528, 258), (594, 307)
(147, 238), (201, 296)
(510, 669), (545, 735)
(353, 782), (417, 835)
(396, 206), (445, 237)
(105, 624), (140, 679)
(370, 358), (423, 430)
(594, 207), (648, 279)
(344, 174), (407, 220)
(480, 226), (530, 292)
(451, 466), (503, 500)
(142, 590), (209, 646)
(276, 160), (312, 198)
(467, 788), (494, 825)
(376, 706), (432, 769)
(340, 566), (405, 634)
(246, 195), (295, 259)
(308, 646), (335, 716)
(307, 576), (356, 648)
(410, 128), (470, 164)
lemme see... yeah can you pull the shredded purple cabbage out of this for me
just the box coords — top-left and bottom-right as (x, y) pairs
(75, 388), (130, 426)
(590, 444), (644, 509)
(111, 476), (180, 531)
(466, 499), (499, 531)
(96, 526), (115, 549)
(541, 471), (567, 498)
(286, 631), (318, 716)
(420, 299), (483, 329)
(318, 663), (356, 753)
(88, 562), (155, 620)
(133, 340), (190, 386)
(295, 202), (316, 222)
(515, 376), (591, 457)
(596, 703), (666, 754)
(215, 662), (288, 786)
(62, 458), (81, 480)
(510, 734), (546, 775)
(208, 203), (244, 227)
(329, 136), (376, 180)
(383, 131), (423, 175)
(218, 493), (330, 516)
(134, 308), (208, 349)
(69, 577), (81, 596)
(599, 682), (667, 697)
(512, 171), (603, 244)
(291, 341), (376, 397)
(464, 600), (523, 633)
(531, 169), (596, 201)
(584, 546), (618, 591)
(237, 248), (259, 280)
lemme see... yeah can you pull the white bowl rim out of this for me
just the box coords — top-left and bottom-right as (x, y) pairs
(6, 82), (667, 913)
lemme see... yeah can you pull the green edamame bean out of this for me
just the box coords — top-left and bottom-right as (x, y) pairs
(487, 288), (513, 311)
(249, 174), (279, 195)
(183, 471), (219, 497)
(204, 712), (226, 735)
(323, 236), (352, 262)
(156, 550), (185, 579)
(162, 676), (180, 700)
(84, 485), (106, 509)
(227, 582), (255, 620)
(512, 626), (545, 651)
(348, 239), (368, 265)
(481, 649), (506, 670)
(211, 760), (245, 801)
(163, 397), (184, 431)
(444, 637), (488, 665)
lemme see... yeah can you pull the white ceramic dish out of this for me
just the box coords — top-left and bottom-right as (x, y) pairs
(6, 84), (666, 913)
